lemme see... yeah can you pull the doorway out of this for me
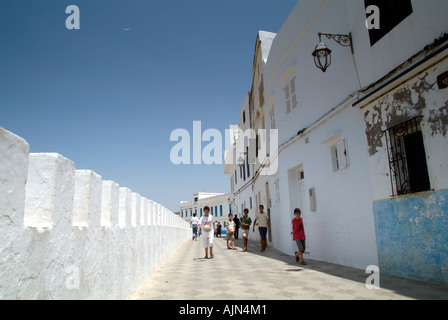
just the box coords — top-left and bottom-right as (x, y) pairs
(297, 168), (306, 216)
(265, 182), (272, 244)
(288, 165), (308, 255)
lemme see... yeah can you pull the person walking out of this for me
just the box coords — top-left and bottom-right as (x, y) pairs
(253, 205), (269, 252)
(190, 213), (199, 241)
(226, 214), (237, 250)
(217, 222), (222, 237)
(291, 208), (307, 265)
(198, 206), (216, 259)
(233, 214), (240, 240)
(241, 208), (252, 251)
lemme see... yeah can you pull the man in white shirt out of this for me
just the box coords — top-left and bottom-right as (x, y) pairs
(190, 213), (199, 241)
(253, 205), (270, 252)
(198, 206), (216, 259)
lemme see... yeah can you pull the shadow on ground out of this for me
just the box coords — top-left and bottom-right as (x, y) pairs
(227, 236), (448, 300)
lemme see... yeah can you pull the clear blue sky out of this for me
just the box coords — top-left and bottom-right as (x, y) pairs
(0, 0), (297, 212)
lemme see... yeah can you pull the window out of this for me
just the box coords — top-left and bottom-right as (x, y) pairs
(235, 170), (237, 184)
(331, 139), (349, 171)
(220, 205), (223, 217)
(261, 116), (266, 146)
(246, 147), (250, 178)
(243, 159), (246, 181)
(364, 0), (413, 46)
(256, 134), (259, 158)
(265, 182), (271, 208)
(284, 77), (298, 113)
(250, 197), (252, 209)
(243, 111), (246, 124)
(215, 206), (218, 217)
(385, 117), (430, 196)
(270, 107), (276, 130)
(275, 178), (281, 203)
(200, 208), (203, 217)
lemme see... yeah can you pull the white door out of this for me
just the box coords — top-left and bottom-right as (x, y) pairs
(265, 182), (273, 245)
(297, 169), (305, 213)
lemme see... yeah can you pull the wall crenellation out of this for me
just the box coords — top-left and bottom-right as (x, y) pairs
(0, 126), (190, 299)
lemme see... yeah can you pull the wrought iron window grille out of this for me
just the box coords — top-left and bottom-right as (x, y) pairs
(385, 117), (431, 196)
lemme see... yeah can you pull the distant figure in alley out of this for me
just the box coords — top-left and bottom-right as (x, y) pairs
(191, 213), (199, 241)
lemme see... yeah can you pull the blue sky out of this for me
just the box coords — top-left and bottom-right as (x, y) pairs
(0, 0), (297, 211)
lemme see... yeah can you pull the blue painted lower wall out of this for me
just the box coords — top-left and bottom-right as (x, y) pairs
(373, 189), (448, 286)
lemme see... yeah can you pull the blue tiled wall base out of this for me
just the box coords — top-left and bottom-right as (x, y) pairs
(373, 189), (448, 285)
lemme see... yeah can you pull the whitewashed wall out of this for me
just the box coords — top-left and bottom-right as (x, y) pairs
(347, 0), (448, 88)
(255, 0), (379, 269)
(268, 104), (379, 269)
(0, 126), (190, 299)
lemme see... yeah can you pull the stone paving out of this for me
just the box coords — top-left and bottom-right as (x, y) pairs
(129, 236), (448, 300)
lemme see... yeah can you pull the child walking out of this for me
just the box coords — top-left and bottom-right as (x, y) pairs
(198, 206), (216, 259)
(291, 208), (307, 265)
(190, 213), (199, 241)
(241, 208), (252, 251)
(226, 213), (237, 250)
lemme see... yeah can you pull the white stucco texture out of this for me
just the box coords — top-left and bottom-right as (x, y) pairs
(0, 126), (190, 299)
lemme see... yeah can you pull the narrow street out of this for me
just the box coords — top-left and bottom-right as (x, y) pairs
(129, 236), (448, 300)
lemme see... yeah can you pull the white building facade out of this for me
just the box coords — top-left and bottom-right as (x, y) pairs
(179, 192), (234, 233)
(225, 31), (277, 244)
(225, 0), (448, 285)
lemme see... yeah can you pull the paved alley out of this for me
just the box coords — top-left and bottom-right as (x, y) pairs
(128, 236), (448, 300)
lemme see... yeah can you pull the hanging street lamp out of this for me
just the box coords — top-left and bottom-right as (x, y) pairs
(312, 32), (354, 72)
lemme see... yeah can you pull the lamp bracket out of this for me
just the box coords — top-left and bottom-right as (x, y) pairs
(318, 32), (354, 54)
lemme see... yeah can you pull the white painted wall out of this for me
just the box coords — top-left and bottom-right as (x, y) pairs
(347, 0), (448, 88)
(246, 0), (379, 269)
(265, 0), (360, 148)
(253, 0), (447, 271)
(0, 126), (190, 299)
(269, 105), (378, 269)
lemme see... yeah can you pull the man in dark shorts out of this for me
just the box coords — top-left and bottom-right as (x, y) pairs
(253, 205), (269, 252)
